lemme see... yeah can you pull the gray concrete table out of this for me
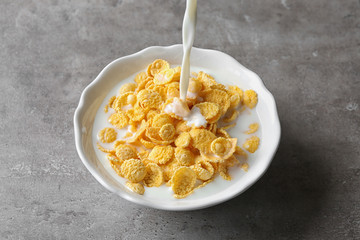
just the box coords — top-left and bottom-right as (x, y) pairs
(1, 0), (359, 239)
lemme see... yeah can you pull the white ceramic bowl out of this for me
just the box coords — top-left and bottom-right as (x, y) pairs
(74, 44), (281, 211)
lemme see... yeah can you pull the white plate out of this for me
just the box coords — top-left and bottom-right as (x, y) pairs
(74, 45), (281, 211)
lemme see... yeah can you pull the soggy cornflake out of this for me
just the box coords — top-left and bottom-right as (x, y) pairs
(143, 163), (163, 187)
(109, 112), (129, 129)
(98, 127), (117, 143)
(121, 159), (146, 183)
(243, 136), (260, 153)
(244, 90), (258, 109)
(194, 102), (220, 123)
(148, 145), (174, 164)
(245, 123), (259, 134)
(171, 167), (196, 197)
(126, 181), (145, 195)
(97, 59), (261, 198)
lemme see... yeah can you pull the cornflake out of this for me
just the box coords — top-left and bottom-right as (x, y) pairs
(126, 182), (145, 195)
(98, 127), (117, 143)
(243, 136), (260, 153)
(121, 159), (146, 183)
(149, 145), (174, 164)
(171, 167), (196, 198)
(96, 59), (261, 198)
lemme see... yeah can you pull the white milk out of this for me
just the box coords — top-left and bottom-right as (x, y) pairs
(179, 0), (197, 100)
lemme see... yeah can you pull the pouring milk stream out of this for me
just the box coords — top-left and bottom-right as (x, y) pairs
(165, 0), (206, 127)
(179, 0), (197, 101)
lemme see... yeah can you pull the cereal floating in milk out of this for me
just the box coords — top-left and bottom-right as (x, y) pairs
(126, 182), (145, 195)
(243, 136), (260, 153)
(244, 90), (258, 109)
(96, 59), (261, 198)
(245, 123), (259, 134)
(98, 127), (117, 143)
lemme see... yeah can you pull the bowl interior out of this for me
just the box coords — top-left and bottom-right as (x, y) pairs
(74, 45), (280, 210)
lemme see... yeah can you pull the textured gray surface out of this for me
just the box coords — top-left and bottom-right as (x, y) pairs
(1, 0), (359, 239)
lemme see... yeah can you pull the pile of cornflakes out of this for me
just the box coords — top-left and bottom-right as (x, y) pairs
(97, 59), (260, 199)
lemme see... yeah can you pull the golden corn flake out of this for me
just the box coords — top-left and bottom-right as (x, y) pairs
(188, 79), (202, 93)
(154, 68), (175, 85)
(159, 123), (176, 141)
(109, 159), (123, 177)
(243, 136), (260, 153)
(134, 72), (148, 84)
(152, 113), (173, 128)
(175, 120), (191, 133)
(126, 107), (145, 122)
(104, 104), (109, 113)
(143, 163), (163, 187)
(139, 137), (156, 149)
(245, 123), (259, 134)
(137, 89), (163, 110)
(194, 102), (220, 123)
(108, 112), (129, 129)
(147, 59), (170, 77)
(171, 166), (196, 196)
(223, 109), (239, 123)
(148, 145), (174, 164)
(219, 163), (231, 181)
(228, 86), (243, 109)
(97, 143), (115, 154)
(217, 128), (231, 138)
(235, 146), (248, 158)
(175, 147), (195, 166)
(244, 90), (258, 109)
(162, 159), (181, 182)
(174, 132), (191, 148)
(115, 144), (138, 161)
(241, 163), (249, 171)
(112, 92), (135, 111)
(119, 83), (136, 95)
(191, 159), (214, 181)
(98, 127), (117, 143)
(189, 129), (216, 154)
(167, 86), (180, 98)
(126, 181), (145, 195)
(222, 123), (236, 130)
(201, 89), (230, 115)
(137, 150), (149, 161)
(211, 137), (230, 156)
(121, 159), (146, 183)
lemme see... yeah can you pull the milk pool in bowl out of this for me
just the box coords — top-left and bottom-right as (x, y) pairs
(92, 65), (262, 201)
